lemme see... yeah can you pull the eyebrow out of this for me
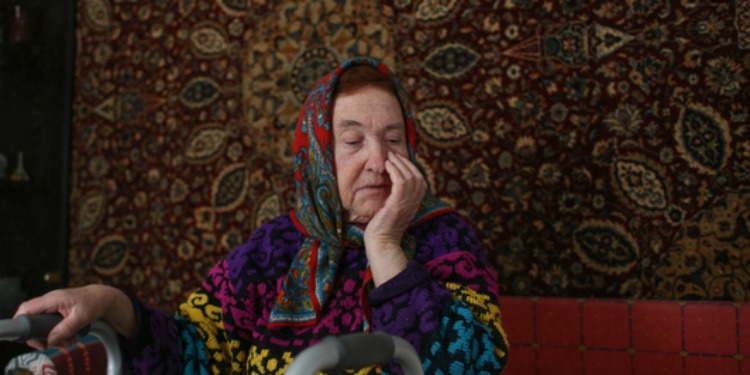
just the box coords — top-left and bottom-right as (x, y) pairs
(336, 119), (404, 131)
(337, 119), (363, 129)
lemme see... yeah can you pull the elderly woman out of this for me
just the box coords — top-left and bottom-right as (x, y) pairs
(15, 57), (508, 374)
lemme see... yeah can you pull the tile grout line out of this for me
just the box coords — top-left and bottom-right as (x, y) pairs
(629, 300), (634, 375)
(681, 302), (686, 375)
(736, 303), (741, 374)
(580, 298), (584, 375)
(534, 297), (539, 375)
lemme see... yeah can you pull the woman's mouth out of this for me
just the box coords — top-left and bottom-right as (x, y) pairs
(357, 184), (390, 193)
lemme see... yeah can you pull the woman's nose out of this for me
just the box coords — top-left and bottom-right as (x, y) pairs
(364, 141), (388, 172)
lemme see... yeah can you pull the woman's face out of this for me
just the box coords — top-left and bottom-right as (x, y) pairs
(333, 85), (409, 224)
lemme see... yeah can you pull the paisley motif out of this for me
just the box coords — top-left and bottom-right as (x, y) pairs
(242, 0), (396, 167)
(170, 178), (189, 203)
(189, 22), (229, 58)
(180, 77), (221, 109)
(93, 96), (116, 122)
(178, 240), (195, 260)
(217, 0), (248, 16)
(93, 93), (165, 122)
(77, 191), (106, 233)
(593, 24), (636, 59)
(416, 154), (438, 195)
(211, 163), (249, 212)
(414, 0), (462, 23)
(675, 104), (732, 174)
(253, 193), (282, 230)
(221, 229), (243, 252)
(416, 103), (470, 146)
(291, 48), (340, 103)
(667, 277), (709, 300)
(194, 206), (216, 231)
(654, 188), (750, 301)
(708, 277), (746, 300)
(463, 160), (491, 189)
(118, 93), (147, 122)
(92, 235), (129, 276)
(83, 0), (112, 30)
(612, 156), (669, 214)
(179, 0), (197, 16)
(66, 0), (750, 305)
(573, 220), (639, 275)
(184, 124), (228, 164)
(424, 43), (480, 80)
(739, 1), (750, 49)
(144, 48), (166, 71)
(542, 22), (589, 66)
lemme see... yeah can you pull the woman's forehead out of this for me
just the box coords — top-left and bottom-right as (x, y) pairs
(332, 92), (405, 132)
(332, 85), (401, 111)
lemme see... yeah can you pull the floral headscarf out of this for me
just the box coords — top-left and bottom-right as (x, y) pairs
(269, 57), (452, 327)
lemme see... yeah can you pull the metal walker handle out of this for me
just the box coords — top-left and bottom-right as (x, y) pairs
(0, 314), (122, 375)
(285, 331), (424, 375)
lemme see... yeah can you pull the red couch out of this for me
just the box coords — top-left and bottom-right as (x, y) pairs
(6, 296), (746, 374)
(499, 296), (748, 375)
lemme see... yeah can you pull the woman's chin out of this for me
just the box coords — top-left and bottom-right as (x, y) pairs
(344, 202), (386, 224)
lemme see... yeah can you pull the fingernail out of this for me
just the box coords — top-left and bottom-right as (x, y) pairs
(27, 340), (44, 351)
(50, 334), (70, 347)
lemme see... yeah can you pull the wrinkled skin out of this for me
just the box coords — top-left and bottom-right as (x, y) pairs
(14, 284), (134, 349)
(333, 85), (427, 286)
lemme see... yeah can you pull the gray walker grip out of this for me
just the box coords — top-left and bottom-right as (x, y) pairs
(0, 314), (122, 375)
(1, 316), (422, 375)
(285, 331), (424, 375)
(0, 314), (79, 341)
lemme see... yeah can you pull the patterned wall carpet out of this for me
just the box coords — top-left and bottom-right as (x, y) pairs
(68, 0), (750, 310)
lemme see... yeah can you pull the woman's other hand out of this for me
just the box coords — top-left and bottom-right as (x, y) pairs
(364, 151), (426, 285)
(13, 284), (135, 350)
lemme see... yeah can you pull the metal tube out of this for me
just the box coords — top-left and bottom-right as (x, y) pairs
(284, 337), (341, 375)
(285, 332), (424, 375)
(90, 320), (122, 375)
(392, 336), (424, 375)
(0, 315), (122, 375)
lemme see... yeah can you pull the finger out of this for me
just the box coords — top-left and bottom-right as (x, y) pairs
(14, 293), (64, 318)
(386, 152), (415, 179)
(394, 152), (425, 179)
(26, 339), (47, 351)
(384, 155), (406, 186)
(48, 315), (85, 347)
(48, 332), (77, 348)
(385, 157), (421, 207)
(387, 153), (426, 198)
(388, 153), (426, 191)
(15, 290), (86, 347)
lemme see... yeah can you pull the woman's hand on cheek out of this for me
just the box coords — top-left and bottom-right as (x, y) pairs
(365, 152), (426, 244)
(363, 152), (426, 285)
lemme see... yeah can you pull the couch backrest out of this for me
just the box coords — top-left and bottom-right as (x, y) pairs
(499, 296), (748, 375)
